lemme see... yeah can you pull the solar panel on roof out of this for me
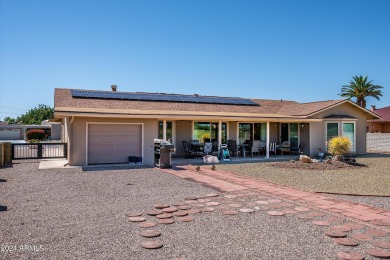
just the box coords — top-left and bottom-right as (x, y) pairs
(71, 90), (259, 106)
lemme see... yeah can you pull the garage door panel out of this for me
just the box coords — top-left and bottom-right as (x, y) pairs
(88, 124), (142, 164)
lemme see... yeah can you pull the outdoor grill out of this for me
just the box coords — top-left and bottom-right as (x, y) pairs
(154, 139), (175, 168)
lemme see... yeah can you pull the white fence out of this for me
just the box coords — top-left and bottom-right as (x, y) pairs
(367, 133), (390, 152)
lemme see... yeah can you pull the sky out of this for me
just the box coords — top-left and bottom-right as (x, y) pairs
(0, 0), (389, 120)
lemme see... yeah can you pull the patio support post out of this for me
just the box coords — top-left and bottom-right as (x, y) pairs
(218, 120), (222, 150)
(163, 119), (167, 141)
(266, 121), (270, 158)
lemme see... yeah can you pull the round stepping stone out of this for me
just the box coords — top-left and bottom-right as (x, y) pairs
(335, 238), (359, 246)
(365, 229), (388, 237)
(177, 216), (195, 222)
(333, 225), (353, 232)
(267, 211), (284, 216)
(185, 200), (197, 204)
(206, 193), (219, 197)
(350, 233), (373, 241)
(344, 222), (364, 230)
(157, 218), (175, 224)
(147, 209), (163, 216)
(126, 212), (142, 217)
(198, 198), (211, 203)
(337, 251), (364, 260)
(246, 203), (256, 207)
(162, 207), (178, 213)
(256, 200), (269, 205)
(172, 211), (188, 217)
(268, 199), (282, 203)
(184, 196), (198, 201)
(223, 210), (239, 215)
(138, 221), (158, 228)
(154, 204), (170, 209)
(224, 195), (237, 199)
(178, 205), (192, 210)
(172, 202), (185, 207)
(187, 208), (201, 214)
(294, 207), (310, 212)
(228, 203), (241, 208)
(206, 202), (220, 206)
(140, 230), (161, 238)
(202, 207), (215, 212)
(193, 204), (205, 208)
(239, 208), (255, 213)
(312, 220), (331, 226)
(128, 217), (146, 222)
(371, 220), (390, 226)
(371, 240), (390, 249)
(141, 240), (163, 249)
(156, 213), (173, 219)
(366, 248), (390, 259)
(282, 209), (297, 214)
(324, 230), (347, 238)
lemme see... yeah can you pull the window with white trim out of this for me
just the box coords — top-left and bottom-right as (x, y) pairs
(326, 121), (356, 152)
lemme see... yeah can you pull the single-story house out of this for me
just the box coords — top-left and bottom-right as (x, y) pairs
(54, 86), (380, 166)
(367, 105), (390, 133)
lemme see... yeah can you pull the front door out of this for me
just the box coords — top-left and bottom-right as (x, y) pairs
(281, 123), (289, 142)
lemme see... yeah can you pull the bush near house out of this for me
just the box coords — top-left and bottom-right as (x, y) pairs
(26, 129), (47, 140)
(327, 136), (352, 157)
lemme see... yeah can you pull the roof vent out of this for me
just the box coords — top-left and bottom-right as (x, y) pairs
(194, 94), (199, 97)
(371, 105), (376, 111)
(111, 85), (117, 92)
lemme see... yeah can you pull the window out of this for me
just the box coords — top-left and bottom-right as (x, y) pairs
(193, 122), (227, 143)
(343, 123), (355, 151)
(326, 122), (356, 152)
(239, 123), (267, 145)
(158, 121), (172, 142)
(289, 123), (298, 147)
(326, 123), (339, 141)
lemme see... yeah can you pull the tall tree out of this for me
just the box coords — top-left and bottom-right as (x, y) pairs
(340, 75), (383, 108)
(16, 104), (54, 125)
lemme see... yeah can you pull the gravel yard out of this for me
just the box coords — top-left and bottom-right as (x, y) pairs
(0, 161), (372, 259)
(218, 153), (390, 196)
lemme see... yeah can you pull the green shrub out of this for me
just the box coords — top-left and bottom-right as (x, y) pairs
(327, 136), (352, 156)
(26, 129), (46, 140)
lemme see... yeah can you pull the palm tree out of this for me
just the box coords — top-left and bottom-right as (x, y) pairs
(340, 75), (383, 108)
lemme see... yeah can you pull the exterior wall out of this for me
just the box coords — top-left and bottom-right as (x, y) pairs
(367, 133), (390, 152)
(384, 123), (390, 133)
(300, 123), (310, 155)
(69, 117), (158, 166)
(367, 122), (383, 133)
(228, 122), (238, 141)
(174, 120), (192, 157)
(269, 122), (279, 143)
(309, 102), (369, 155)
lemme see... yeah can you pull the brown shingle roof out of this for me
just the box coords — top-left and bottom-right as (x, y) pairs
(54, 88), (347, 118)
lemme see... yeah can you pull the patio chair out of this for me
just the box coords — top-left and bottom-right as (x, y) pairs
(241, 140), (253, 158)
(251, 140), (261, 157)
(259, 141), (266, 155)
(227, 140), (240, 157)
(276, 141), (291, 155)
(182, 141), (196, 158)
(203, 142), (213, 155)
(290, 142), (304, 157)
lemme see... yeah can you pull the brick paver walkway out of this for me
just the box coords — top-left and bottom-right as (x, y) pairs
(162, 165), (390, 226)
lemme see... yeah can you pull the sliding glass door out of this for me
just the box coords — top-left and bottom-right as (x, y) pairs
(238, 123), (267, 145)
(194, 122), (227, 143)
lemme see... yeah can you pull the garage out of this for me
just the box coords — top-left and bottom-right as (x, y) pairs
(87, 123), (142, 164)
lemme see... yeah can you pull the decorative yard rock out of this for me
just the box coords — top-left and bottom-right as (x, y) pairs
(299, 155), (312, 163)
(350, 233), (373, 241)
(206, 202), (220, 206)
(206, 193), (219, 197)
(332, 225), (353, 232)
(239, 208), (255, 213)
(126, 212), (142, 217)
(223, 210), (239, 215)
(227, 203), (241, 208)
(267, 211), (284, 216)
(177, 216), (195, 222)
(224, 195), (237, 199)
(294, 207), (310, 212)
(184, 196), (198, 201)
(201, 207), (215, 212)
(187, 208), (202, 214)
(343, 222), (364, 230)
(178, 205), (192, 210)
(141, 241), (163, 249)
(172, 211), (188, 217)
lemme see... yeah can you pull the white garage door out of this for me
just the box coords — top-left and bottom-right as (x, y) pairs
(88, 124), (142, 164)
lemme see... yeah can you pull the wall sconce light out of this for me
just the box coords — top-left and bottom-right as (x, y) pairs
(300, 123), (305, 128)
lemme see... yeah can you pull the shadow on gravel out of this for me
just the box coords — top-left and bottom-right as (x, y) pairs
(0, 205), (8, 211)
(0, 179), (6, 182)
(360, 153), (390, 158)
